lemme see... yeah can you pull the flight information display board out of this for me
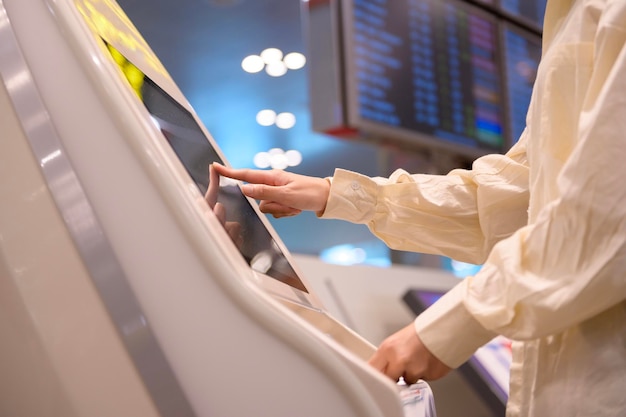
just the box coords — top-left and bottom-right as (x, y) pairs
(500, 0), (547, 32)
(343, 0), (506, 155)
(502, 24), (542, 143)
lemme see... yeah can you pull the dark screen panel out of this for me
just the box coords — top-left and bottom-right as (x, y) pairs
(346, 0), (506, 154)
(500, 0), (547, 31)
(502, 24), (541, 144)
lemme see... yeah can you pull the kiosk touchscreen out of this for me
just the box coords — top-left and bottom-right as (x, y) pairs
(0, 0), (436, 416)
(106, 42), (310, 296)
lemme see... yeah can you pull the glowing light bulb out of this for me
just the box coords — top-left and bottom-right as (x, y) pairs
(241, 55), (265, 73)
(253, 152), (272, 168)
(285, 150), (302, 166)
(265, 61), (287, 77)
(284, 52), (306, 70)
(260, 47), (284, 64)
(275, 112), (296, 129)
(270, 153), (289, 170)
(256, 109), (277, 126)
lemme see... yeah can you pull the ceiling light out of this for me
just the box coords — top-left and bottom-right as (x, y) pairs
(253, 148), (303, 169)
(253, 152), (272, 169)
(241, 55), (265, 73)
(256, 109), (277, 126)
(243, 49), (306, 76)
(260, 47), (284, 64)
(270, 153), (289, 170)
(284, 150), (302, 166)
(268, 148), (288, 170)
(275, 112), (296, 129)
(283, 52), (306, 70)
(265, 61), (288, 77)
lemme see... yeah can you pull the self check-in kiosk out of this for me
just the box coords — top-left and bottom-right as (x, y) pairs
(0, 0), (436, 416)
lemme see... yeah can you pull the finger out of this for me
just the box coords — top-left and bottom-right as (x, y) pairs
(401, 372), (421, 386)
(369, 351), (400, 382)
(368, 350), (388, 373)
(258, 201), (301, 217)
(369, 348), (404, 382)
(272, 212), (301, 219)
(382, 360), (406, 383)
(212, 163), (285, 186)
(242, 183), (295, 206)
(205, 164), (219, 208)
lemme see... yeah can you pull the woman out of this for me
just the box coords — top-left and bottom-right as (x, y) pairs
(212, 1), (626, 415)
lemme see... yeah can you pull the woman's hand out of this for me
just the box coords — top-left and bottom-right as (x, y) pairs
(211, 163), (331, 218)
(369, 323), (452, 384)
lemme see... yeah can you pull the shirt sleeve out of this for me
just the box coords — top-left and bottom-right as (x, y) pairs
(321, 136), (530, 265)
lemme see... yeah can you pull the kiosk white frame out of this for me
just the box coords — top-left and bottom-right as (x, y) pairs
(0, 1), (434, 416)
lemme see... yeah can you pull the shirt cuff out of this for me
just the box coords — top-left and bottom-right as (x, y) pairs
(319, 169), (379, 223)
(414, 280), (497, 369)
